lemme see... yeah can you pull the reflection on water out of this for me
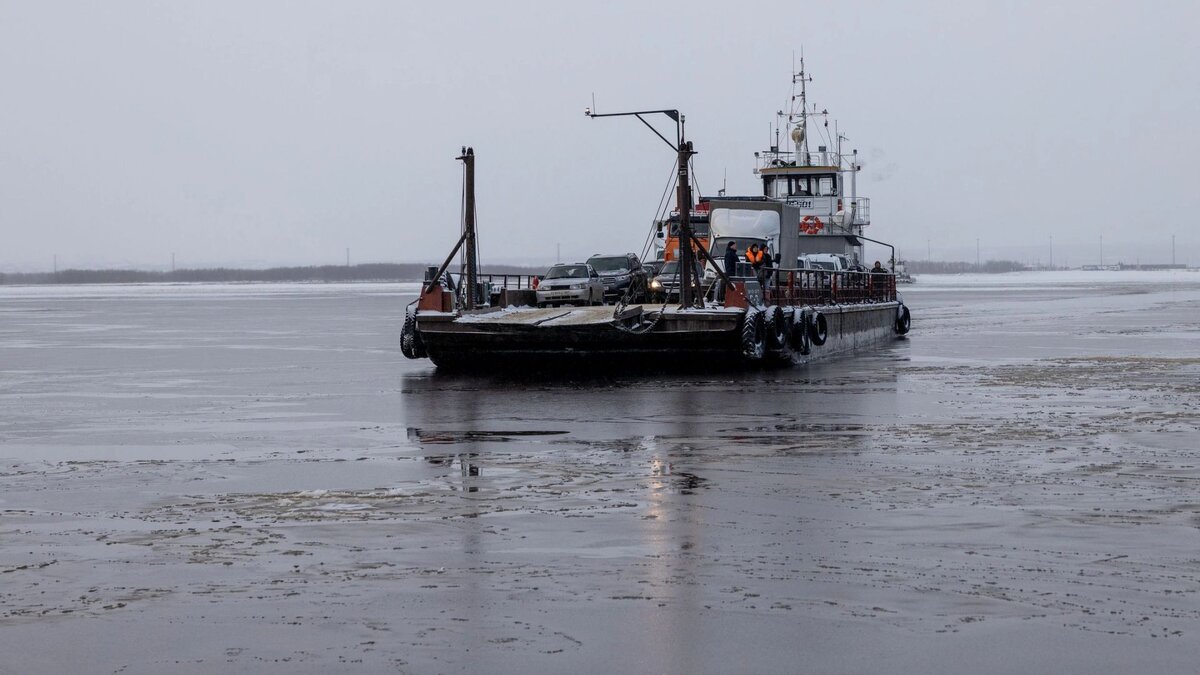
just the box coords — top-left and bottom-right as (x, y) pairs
(394, 357), (905, 669)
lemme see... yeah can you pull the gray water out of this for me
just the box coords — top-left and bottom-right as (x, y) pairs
(2, 272), (1199, 674)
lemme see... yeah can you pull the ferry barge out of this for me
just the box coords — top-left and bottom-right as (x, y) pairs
(401, 60), (910, 370)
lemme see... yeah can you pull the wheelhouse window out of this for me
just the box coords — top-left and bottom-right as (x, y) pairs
(667, 216), (711, 237)
(763, 175), (837, 197)
(816, 176), (836, 196)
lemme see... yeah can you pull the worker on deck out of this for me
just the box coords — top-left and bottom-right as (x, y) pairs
(720, 241), (738, 301)
(871, 260), (887, 273)
(746, 244), (766, 294)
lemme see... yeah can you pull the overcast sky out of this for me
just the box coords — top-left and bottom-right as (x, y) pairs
(2, 0), (1197, 271)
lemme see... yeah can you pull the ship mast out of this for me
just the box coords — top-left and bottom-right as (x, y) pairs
(675, 136), (697, 308)
(794, 54), (810, 163)
(421, 147), (482, 308)
(458, 147), (479, 310)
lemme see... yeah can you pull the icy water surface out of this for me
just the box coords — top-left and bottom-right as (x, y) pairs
(2, 273), (1199, 674)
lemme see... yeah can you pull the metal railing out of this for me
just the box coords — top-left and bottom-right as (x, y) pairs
(756, 150), (843, 172)
(479, 273), (538, 290)
(421, 272), (541, 313)
(849, 198), (870, 224)
(760, 268), (896, 306)
(432, 272), (542, 292)
(429, 269), (896, 309)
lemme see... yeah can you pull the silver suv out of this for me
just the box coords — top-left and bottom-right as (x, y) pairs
(535, 264), (605, 307)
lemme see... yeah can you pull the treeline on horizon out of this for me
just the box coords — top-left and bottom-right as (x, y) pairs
(0, 263), (545, 285)
(1, 259), (1036, 285)
(904, 259), (1029, 274)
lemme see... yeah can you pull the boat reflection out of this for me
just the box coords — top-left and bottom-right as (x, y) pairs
(393, 352), (903, 667)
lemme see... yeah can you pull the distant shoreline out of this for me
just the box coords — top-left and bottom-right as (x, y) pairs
(0, 263), (543, 286)
(3, 261), (1191, 286)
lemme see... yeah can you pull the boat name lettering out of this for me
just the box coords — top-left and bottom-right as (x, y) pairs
(788, 199), (813, 208)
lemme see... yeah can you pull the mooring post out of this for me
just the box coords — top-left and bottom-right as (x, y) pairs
(458, 147), (479, 310)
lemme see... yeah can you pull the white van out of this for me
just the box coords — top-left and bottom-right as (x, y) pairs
(802, 253), (852, 271)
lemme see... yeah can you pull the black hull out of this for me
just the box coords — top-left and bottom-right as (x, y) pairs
(412, 303), (903, 371)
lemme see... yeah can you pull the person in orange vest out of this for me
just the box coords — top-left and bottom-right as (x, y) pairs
(746, 244), (767, 294)
(745, 244), (762, 267)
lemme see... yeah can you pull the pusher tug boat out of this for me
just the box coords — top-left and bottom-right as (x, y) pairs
(401, 60), (911, 370)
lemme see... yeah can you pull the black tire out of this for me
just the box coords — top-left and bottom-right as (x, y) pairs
(412, 310), (427, 358)
(791, 309), (811, 355)
(741, 309), (765, 361)
(401, 310), (426, 359)
(808, 311), (828, 346)
(765, 306), (787, 349)
(765, 308), (793, 365)
(400, 314), (415, 359)
(895, 304), (911, 335)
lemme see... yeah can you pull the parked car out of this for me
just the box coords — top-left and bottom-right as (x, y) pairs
(802, 253), (852, 271)
(647, 259), (705, 303)
(800, 253), (856, 290)
(535, 263), (604, 307)
(586, 253), (648, 302)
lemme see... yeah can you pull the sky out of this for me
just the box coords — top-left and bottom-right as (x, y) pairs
(2, 0), (1198, 271)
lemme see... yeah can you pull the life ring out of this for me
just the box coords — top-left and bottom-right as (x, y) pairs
(895, 304), (911, 335)
(790, 309), (811, 354)
(741, 308), (765, 361)
(808, 311), (828, 346)
(800, 215), (824, 235)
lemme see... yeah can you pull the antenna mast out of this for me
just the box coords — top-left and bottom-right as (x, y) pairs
(794, 53), (812, 164)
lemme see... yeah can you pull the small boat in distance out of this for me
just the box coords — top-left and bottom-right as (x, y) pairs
(401, 57), (910, 370)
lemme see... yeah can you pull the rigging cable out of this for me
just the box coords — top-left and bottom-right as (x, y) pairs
(453, 158), (467, 303)
(638, 156), (681, 263)
(688, 155), (703, 202)
(615, 156), (681, 335)
(472, 170), (483, 301)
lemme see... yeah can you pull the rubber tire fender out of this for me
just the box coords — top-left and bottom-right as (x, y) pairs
(741, 308), (765, 361)
(401, 308), (427, 359)
(764, 306), (788, 349)
(791, 309), (811, 355)
(895, 304), (911, 335)
(808, 311), (828, 347)
(400, 311), (417, 359)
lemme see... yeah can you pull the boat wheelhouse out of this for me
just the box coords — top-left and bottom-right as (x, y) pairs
(712, 54), (882, 270)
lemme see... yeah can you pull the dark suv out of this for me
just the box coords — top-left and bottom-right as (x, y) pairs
(586, 253), (648, 302)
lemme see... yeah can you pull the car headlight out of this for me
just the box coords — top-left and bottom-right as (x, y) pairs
(649, 279), (662, 290)
(571, 283), (585, 290)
